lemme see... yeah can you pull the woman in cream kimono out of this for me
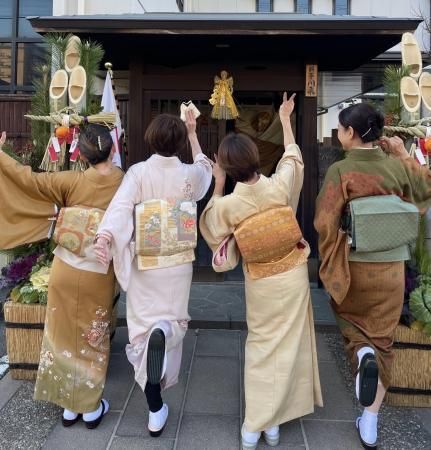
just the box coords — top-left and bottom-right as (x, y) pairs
(0, 126), (124, 428)
(94, 111), (212, 437)
(200, 93), (322, 450)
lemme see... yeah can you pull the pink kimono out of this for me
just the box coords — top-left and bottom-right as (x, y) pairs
(97, 153), (212, 390)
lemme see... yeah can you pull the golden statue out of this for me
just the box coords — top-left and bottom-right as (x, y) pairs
(209, 70), (239, 120)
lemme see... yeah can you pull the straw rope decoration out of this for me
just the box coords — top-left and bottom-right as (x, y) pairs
(24, 110), (116, 128)
(384, 116), (431, 139)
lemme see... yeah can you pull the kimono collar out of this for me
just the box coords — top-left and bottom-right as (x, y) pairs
(85, 166), (123, 184)
(149, 153), (182, 168)
(345, 146), (387, 161)
(234, 175), (266, 195)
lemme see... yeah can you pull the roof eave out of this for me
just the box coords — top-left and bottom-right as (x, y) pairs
(28, 13), (422, 36)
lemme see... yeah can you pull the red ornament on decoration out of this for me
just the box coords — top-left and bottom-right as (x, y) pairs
(55, 126), (69, 139)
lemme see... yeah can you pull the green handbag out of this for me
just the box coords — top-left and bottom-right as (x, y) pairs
(346, 195), (419, 253)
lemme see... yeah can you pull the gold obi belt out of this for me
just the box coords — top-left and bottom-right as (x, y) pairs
(134, 198), (197, 271)
(233, 206), (307, 279)
(244, 240), (310, 280)
(53, 206), (105, 258)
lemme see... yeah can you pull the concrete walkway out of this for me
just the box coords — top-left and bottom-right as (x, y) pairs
(1, 328), (430, 450)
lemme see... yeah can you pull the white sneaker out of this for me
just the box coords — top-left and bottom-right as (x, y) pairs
(241, 424), (261, 450)
(264, 426), (280, 446)
(148, 403), (168, 437)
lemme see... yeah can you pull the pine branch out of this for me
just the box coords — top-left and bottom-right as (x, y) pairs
(383, 65), (411, 123)
(44, 33), (71, 71)
(78, 40), (105, 113)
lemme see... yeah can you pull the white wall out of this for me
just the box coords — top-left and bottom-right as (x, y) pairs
(54, 0), (180, 15)
(351, 0), (430, 52)
(184, 1), (254, 13)
(312, 0), (332, 15)
(273, 0), (294, 13)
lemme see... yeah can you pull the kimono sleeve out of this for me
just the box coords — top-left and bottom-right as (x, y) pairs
(186, 153), (212, 201)
(314, 163), (350, 304)
(269, 144), (304, 210)
(0, 152), (73, 249)
(199, 195), (237, 250)
(0, 151), (72, 205)
(96, 166), (142, 290)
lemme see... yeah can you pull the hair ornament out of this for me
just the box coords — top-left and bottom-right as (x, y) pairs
(361, 127), (372, 138)
(97, 136), (102, 151)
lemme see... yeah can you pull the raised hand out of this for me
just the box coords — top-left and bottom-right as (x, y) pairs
(279, 92), (296, 127)
(94, 236), (112, 266)
(185, 109), (197, 135)
(213, 154), (226, 183)
(379, 136), (409, 160)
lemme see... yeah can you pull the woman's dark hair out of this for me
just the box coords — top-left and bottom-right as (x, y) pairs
(79, 124), (113, 165)
(339, 103), (385, 143)
(217, 133), (260, 182)
(144, 114), (187, 157)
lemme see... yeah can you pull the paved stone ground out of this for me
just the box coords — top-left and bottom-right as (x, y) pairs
(116, 284), (336, 328)
(0, 328), (430, 450)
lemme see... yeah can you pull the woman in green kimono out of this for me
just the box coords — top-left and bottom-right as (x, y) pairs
(0, 126), (123, 429)
(314, 103), (431, 449)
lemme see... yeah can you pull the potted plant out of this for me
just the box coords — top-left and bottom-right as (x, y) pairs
(1, 245), (51, 380)
(385, 219), (431, 407)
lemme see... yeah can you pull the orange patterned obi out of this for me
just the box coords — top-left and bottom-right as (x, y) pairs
(53, 206), (104, 257)
(245, 240), (310, 280)
(233, 206), (307, 279)
(134, 198), (197, 270)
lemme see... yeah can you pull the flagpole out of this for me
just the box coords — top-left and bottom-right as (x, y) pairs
(104, 62), (125, 167)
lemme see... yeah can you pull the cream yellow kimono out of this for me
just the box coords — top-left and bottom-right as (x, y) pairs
(97, 153), (212, 392)
(200, 144), (323, 432)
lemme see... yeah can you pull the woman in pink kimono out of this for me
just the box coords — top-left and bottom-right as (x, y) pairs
(94, 111), (212, 436)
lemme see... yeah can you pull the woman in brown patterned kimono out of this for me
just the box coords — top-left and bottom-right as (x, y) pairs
(0, 126), (123, 429)
(314, 103), (431, 449)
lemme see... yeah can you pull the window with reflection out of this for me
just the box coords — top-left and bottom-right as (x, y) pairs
(0, 43), (12, 87)
(333, 0), (350, 15)
(0, 0), (52, 93)
(256, 0), (273, 12)
(295, 0), (312, 14)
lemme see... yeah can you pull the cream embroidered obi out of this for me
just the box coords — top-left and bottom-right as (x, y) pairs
(134, 198), (197, 270)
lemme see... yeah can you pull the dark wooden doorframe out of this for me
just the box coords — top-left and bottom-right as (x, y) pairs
(128, 59), (319, 279)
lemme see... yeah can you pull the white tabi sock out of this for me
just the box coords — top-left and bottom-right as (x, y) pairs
(63, 408), (78, 420)
(357, 346), (375, 367)
(82, 402), (103, 422)
(359, 409), (378, 445)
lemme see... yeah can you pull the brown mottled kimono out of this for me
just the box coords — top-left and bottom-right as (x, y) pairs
(314, 147), (431, 387)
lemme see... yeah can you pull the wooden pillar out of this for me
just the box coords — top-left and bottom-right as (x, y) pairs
(299, 87), (318, 259)
(128, 58), (143, 167)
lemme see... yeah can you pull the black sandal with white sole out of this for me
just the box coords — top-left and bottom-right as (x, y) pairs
(62, 414), (81, 427)
(358, 353), (378, 407)
(147, 328), (166, 385)
(84, 399), (109, 430)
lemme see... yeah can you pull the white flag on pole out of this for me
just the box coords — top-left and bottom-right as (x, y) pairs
(101, 72), (123, 168)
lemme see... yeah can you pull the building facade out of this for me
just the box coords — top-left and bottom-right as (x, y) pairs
(0, 1), (426, 280)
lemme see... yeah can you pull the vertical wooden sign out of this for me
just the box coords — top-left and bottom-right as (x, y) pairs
(305, 64), (318, 97)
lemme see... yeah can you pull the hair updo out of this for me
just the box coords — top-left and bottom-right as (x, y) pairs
(338, 103), (385, 143)
(79, 124), (113, 165)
